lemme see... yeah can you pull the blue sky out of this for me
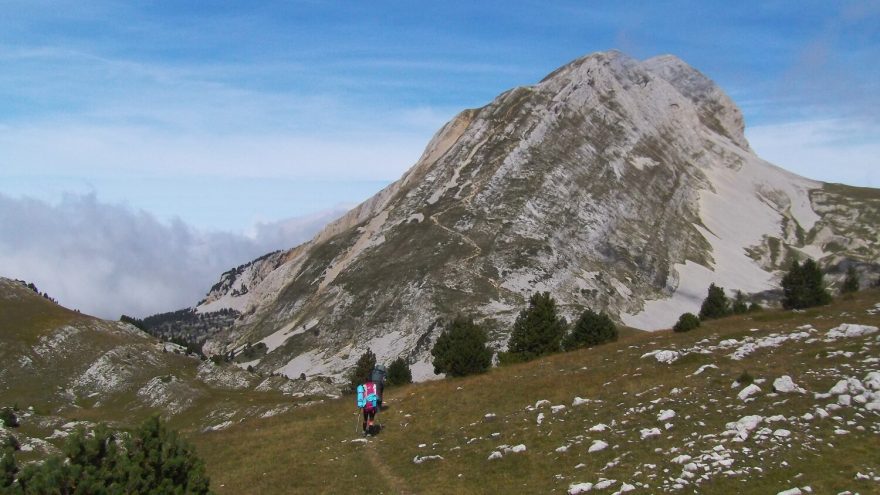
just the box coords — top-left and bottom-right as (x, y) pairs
(1, 1), (878, 317)
(2, 1), (879, 229)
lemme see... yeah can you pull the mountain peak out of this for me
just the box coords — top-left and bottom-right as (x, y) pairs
(642, 54), (749, 149)
(537, 51), (749, 150)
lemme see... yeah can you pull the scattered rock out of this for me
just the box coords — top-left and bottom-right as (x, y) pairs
(588, 440), (608, 453)
(642, 350), (681, 364)
(568, 482), (593, 494)
(772, 376), (805, 394)
(826, 324), (878, 340)
(693, 364), (719, 375)
(657, 409), (676, 421)
(640, 428), (661, 439)
(738, 384), (761, 401)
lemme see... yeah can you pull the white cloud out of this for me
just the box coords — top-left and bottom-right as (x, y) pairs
(746, 119), (879, 187)
(0, 193), (348, 319)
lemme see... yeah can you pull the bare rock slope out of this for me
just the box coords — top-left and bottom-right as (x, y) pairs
(193, 51), (880, 383)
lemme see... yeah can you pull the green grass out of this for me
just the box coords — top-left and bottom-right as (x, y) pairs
(6, 276), (880, 493)
(194, 290), (880, 494)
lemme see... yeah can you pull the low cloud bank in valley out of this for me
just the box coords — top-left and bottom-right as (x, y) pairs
(0, 192), (348, 319)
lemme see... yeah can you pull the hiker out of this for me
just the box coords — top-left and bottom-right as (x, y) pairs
(370, 365), (387, 408)
(357, 378), (379, 436)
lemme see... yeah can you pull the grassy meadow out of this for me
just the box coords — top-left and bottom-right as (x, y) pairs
(193, 290), (880, 494)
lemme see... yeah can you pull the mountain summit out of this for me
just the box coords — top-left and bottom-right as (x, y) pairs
(186, 51), (879, 383)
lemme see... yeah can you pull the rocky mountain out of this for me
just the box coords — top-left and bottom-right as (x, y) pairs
(186, 50), (880, 384)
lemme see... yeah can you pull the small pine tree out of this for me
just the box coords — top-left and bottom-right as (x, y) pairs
(431, 316), (492, 377)
(699, 284), (730, 320)
(731, 290), (749, 314)
(348, 349), (377, 393)
(507, 292), (567, 361)
(782, 259), (831, 309)
(841, 266), (860, 294)
(781, 260), (806, 309)
(386, 357), (413, 386)
(802, 259), (832, 306)
(562, 309), (617, 351)
(673, 313), (701, 332)
(748, 302), (763, 312)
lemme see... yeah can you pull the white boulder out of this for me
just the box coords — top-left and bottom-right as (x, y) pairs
(772, 376), (805, 394)
(738, 384), (762, 401)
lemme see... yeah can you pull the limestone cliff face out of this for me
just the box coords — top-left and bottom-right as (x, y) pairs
(193, 51), (880, 383)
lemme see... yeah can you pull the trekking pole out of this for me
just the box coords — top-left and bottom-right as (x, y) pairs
(354, 409), (360, 434)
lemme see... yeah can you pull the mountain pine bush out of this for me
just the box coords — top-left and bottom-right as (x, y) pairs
(673, 312), (700, 332)
(699, 284), (731, 320)
(782, 259), (831, 309)
(386, 357), (413, 386)
(431, 316), (492, 377)
(507, 292), (567, 361)
(6, 416), (210, 494)
(562, 309), (617, 350)
(1, 447), (17, 490)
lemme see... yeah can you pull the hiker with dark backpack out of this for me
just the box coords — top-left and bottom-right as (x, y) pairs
(369, 365), (387, 409)
(357, 378), (380, 436)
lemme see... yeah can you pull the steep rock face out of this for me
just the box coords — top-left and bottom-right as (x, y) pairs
(193, 51), (880, 383)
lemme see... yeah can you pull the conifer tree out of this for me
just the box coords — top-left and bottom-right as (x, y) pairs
(562, 309), (617, 350)
(348, 349), (377, 393)
(781, 260), (806, 309)
(386, 357), (413, 386)
(841, 266), (860, 294)
(699, 284), (730, 320)
(507, 292), (567, 361)
(782, 259), (831, 309)
(673, 313), (701, 332)
(732, 290), (749, 314)
(431, 316), (492, 377)
(802, 259), (831, 306)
